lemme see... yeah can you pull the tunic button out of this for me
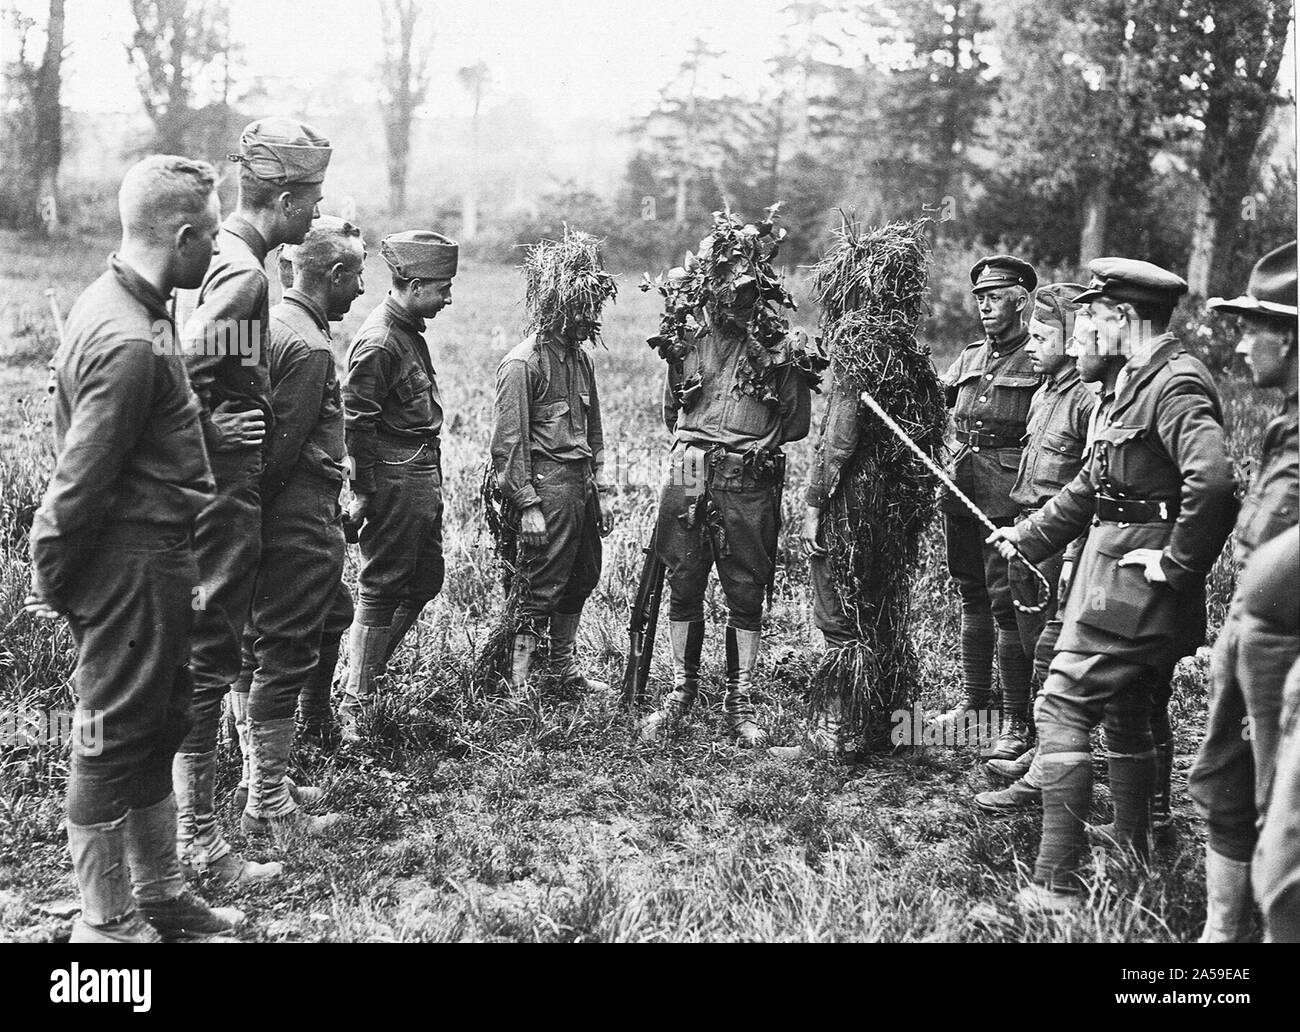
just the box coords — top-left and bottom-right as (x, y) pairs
(975, 420), (983, 427)
(986, 374), (993, 379)
(972, 446), (981, 453)
(978, 396), (987, 403)
(992, 351), (1000, 357)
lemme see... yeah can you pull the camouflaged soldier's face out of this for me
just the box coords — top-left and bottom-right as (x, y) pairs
(1236, 313), (1298, 389)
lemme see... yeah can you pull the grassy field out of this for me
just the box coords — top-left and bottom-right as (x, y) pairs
(0, 228), (1274, 942)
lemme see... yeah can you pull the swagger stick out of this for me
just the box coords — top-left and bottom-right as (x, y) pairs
(858, 388), (1051, 614)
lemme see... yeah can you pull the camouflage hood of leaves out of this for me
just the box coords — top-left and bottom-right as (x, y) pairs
(523, 228), (618, 346)
(640, 204), (827, 402)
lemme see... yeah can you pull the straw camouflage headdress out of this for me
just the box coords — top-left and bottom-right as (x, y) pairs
(522, 228), (617, 344)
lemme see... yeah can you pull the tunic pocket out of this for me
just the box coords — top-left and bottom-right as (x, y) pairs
(1070, 537), (1176, 643)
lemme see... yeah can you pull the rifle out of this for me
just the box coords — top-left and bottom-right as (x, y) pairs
(622, 523), (665, 709)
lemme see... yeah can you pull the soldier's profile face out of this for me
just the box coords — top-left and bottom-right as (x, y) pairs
(175, 191), (222, 290)
(1068, 311), (1110, 382)
(415, 278), (453, 318)
(1236, 313), (1297, 389)
(328, 240), (366, 319)
(283, 185), (325, 245)
(1027, 316), (1069, 375)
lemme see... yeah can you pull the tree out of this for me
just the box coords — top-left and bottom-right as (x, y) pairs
(1175, 0), (1292, 297)
(981, 0), (1178, 264)
(457, 60), (490, 240)
(874, 0), (997, 223)
(634, 38), (736, 224)
(126, 0), (237, 156)
(0, 0), (65, 234)
(377, 0), (433, 214)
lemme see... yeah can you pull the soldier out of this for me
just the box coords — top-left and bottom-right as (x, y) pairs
(1188, 241), (1298, 941)
(233, 217), (367, 841)
(638, 212), (814, 747)
(341, 230), (458, 740)
(1255, 554), (1300, 942)
(936, 255), (1041, 735)
(972, 283), (1094, 789)
(490, 231), (617, 697)
(26, 155), (241, 941)
(990, 258), (1238, 911)
(172, 118), (331, 885)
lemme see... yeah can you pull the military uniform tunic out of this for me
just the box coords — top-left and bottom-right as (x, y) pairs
(940, 328), (1042, 707)
(1018, 335), (1239, 887)
(654, 325), (811, 631)
(343, 295), (445, 620)
(491, 335), (608, 622)
(1190, 390), (1300, 861)
(240, 289), (354, 722)
(179, 214), (274, 751)
(32, 257), (213, 824)
(1007, 364), (1095, 684)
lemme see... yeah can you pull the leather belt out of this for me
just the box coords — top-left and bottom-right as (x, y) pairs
(955, 429), (1019, 449)
(1095, 494), (1178, 524)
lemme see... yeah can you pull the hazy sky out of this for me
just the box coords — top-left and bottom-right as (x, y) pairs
(36, 0), (801, 122)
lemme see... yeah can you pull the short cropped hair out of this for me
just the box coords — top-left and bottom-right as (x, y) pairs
(294, 216), (364, 280)
(118, 155), (217, 244)
(237, 166), (319, 212)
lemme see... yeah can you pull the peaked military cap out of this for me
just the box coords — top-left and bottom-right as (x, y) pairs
(970, 254), (1038, 294)
(229, 117), (332, 184)
(1208, 241), (1297, 319)
(1074, 257), (1188, 308)
(380, 231), (459, 281)
(1032, 282), (1088, 329)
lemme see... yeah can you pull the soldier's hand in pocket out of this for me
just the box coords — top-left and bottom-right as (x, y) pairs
(1118, 548), (1168, 584)
(520, 504), (547, 548)
(802, 505), (827, 557)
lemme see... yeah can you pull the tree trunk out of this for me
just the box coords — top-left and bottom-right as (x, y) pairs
(1186, 186), (1218, 299)
(1078, 170), (1111, 266)
(32, 0), (65, 237)
(674, 170), (689, 224)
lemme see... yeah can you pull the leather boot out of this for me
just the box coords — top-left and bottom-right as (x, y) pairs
(173, 750), (283, 885)
(639, 620), (703, 741)
(1198, 851), (1254, 943)
(241, 717), (341, 838)
(127, 794), (244, 939)
(975, 776), (1042, 814)
(549, 610), (608, 692)
(981, 712), (1032, 761)
(986, 745), (1036, 783)
(67, 813), (162, 943)
(340, 621), (392, 743)
(769, 697), (849, 762)
(723, 626), (765, 748)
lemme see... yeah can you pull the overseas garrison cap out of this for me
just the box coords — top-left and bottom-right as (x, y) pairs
(1074, 257), (1187, 308)
(970, 254), (1038, 294)
(380, 231), (459, 281)
(1208, 241), (1297, 319)
(1032, 282), (1088, 329)
(229, 117), (332, 184)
